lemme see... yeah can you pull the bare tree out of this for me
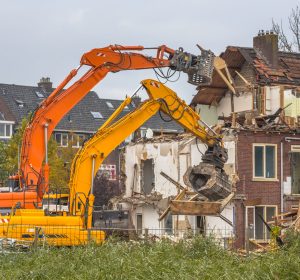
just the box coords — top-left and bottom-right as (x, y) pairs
(272, 6), (300, 52)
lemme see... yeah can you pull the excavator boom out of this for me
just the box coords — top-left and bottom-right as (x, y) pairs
(19, 45), (214, 199)
(0, 79), (232, 246)
(68, 79), (229, 217)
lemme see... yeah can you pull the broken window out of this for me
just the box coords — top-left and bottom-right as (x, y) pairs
(291, 146), (300, 194)
(253, 144), (276, 179)
(196, 216), (206, 235)
(164, 213), (173, 235)
(141, 159), (154, 194)
(246, 206), (276, 241)
(136, 213), (143, 235)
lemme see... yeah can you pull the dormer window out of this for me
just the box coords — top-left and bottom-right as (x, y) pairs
(106, 102), (114, 109)
(35, 91), (44, 98)
(91, 111), (103, 119)
(15, 99), (24, 108)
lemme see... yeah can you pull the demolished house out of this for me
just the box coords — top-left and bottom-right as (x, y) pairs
(114, 134), (235, 244)
(192, 30), (300, 248)
(112, 31), (300, 248)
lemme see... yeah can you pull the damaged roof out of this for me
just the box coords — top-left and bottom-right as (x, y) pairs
(192, 37), (300, 105)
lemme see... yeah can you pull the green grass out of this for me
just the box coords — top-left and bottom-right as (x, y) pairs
(1, 233), (300, 280)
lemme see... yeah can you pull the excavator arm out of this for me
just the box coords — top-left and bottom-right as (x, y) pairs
(68, 79), (228, 217)
(19, 45), (216, 199)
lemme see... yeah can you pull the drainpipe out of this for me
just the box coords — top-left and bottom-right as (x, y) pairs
(87, 154), (97, 229)
(43, 123), (49, 195)
(90, 154), (96, 195)
(281, 137), (300, 212)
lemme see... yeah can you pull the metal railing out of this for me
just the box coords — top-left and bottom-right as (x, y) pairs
(0, 223), (235, 249)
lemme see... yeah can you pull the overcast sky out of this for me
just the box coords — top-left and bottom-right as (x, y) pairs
(0, 0), (299, 103)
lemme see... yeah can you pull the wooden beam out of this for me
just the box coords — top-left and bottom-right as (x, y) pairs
(220, 193), (235, 209)
(160, 171), (185, 191)
(159, 189), (186, 221)
(170, 200), (223, 216)
(244, 198), (262, 206)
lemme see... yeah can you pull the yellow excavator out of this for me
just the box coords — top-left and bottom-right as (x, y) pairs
(0, 79), (231, 246)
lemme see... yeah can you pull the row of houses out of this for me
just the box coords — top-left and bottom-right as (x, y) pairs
(1, 31), (300, 248)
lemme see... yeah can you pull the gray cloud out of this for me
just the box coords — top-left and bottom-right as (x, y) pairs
(0, 0), (299, 103)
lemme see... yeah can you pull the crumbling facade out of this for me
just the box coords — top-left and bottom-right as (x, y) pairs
(115, 31), (300, 248)
(116, 135), (235, 241)
(191, 31), (300, 248)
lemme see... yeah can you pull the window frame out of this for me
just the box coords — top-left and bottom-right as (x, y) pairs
(0, 121), (14, 139)
(246, 205), (277, 241)
(106, 101), (114, 109)
(71, 134), (85, 148)
(91, 111), (103, 119)
(54, 132), (69, 147)
(252, 143), (278, 181)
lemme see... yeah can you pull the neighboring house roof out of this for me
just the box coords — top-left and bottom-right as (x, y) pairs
(192, 37), (300, 105)
(0, 94), (15, 122)
(0, 82), (183, 133)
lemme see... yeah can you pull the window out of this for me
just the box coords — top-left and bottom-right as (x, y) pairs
(91, 111), (103, 119)
(141, 159), (154, 194)
(136, 214), (143, 235)
(15, 99), (24, 108)
(246, 206), (277, 241)
(253, 144), (277, 180)
(0, 122), (13, 139)
(71, 134), (86, 148)
(99, 164), (117, 180)
(62, 134), (68, 147)
(291, 145), (300, 194)
(106, 101), (114, 109)
(35, 91), (44, 98)
(164, 213), (173, 235)
(55, 133), (69, 147)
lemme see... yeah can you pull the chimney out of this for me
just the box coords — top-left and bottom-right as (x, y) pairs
(38, 77), (53, 92)
(253, 30), (278, 68)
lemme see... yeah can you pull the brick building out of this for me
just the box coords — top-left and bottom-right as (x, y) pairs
(191, 31), (300, 248)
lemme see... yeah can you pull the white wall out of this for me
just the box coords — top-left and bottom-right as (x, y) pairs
(123, 137), (236, 237)
(217, 91), (253, 117)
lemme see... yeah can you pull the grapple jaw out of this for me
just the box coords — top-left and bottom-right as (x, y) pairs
(184, 163), (232, 201)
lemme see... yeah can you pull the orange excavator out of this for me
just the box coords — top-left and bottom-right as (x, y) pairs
(0, 44), (223, 212)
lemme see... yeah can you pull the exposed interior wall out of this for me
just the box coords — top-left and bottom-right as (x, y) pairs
(217, 91), (253, 117)
(284, 89), (300, 118)
(122, 137), (236, 237)
(124, 141), (179, 198)
(196, 104), (218, 126)
(267, 86), (280, 114)
(216, 92), (232, 117)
